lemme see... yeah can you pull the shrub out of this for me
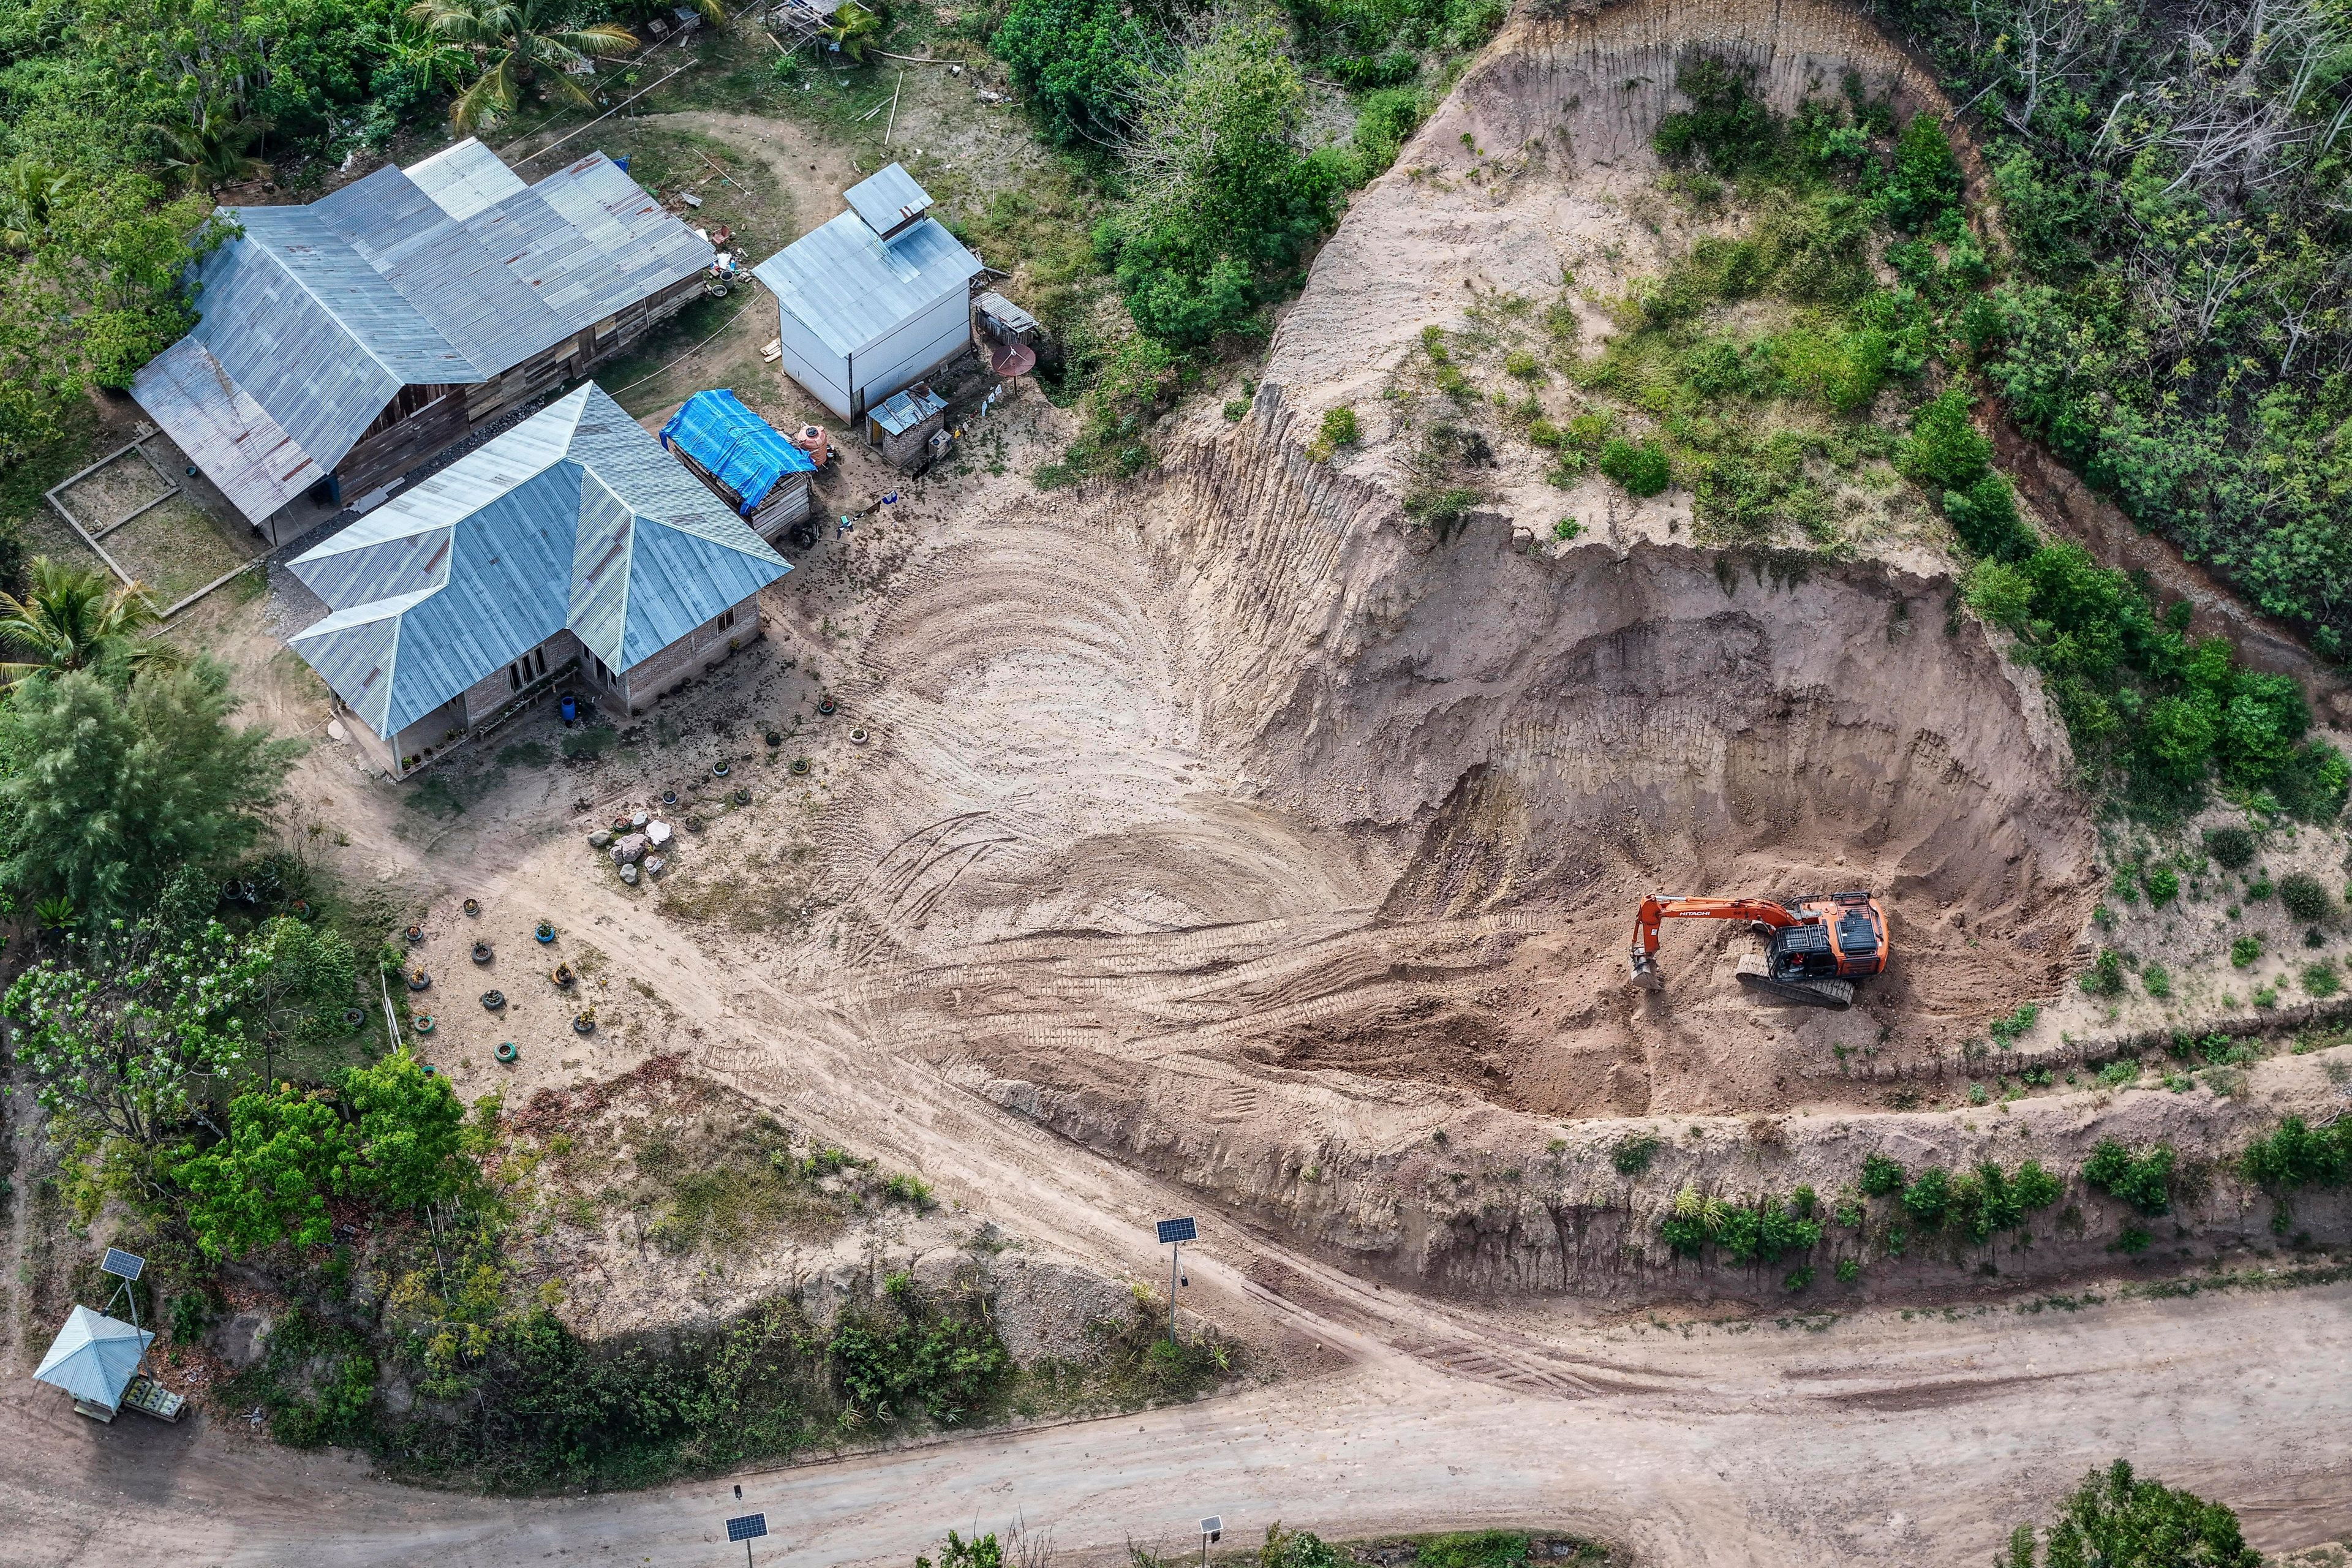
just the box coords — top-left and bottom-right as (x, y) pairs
(2241, 1115), (2352, 1192)
(2081, 949), (2124, 997)
(1880, 113), (1963, 233)
(2097, 1060), (2139, 1087)
(2143, 866), (2179, 905)
(2141, 962), (2171, 999)
(2279, 871), (2332, 924)
(2204, 825), (2256, 869)
(1989, 1003), (2040, 1044)
(989, 0), (1144, 148)
(1898, 388), (1991, 491)
(2230, 934), (2262, 968)
(2304, 960), (2342, 999)
(1834, 1256), (1861, 1284)
(1412, 1531), (1528, 1568)
(1859, 1152), (1906, 1197)
(1612, 1133), (1660, 1175)
(1943, 472), (2035, 562)
(1900, 1166), (1950, 1225)
(1598, 437), (1671, 496)
(1318, 405), (1359, 448)
(2002, 1460), (2260, 1568)
(2081, 1139), (2174, 1215)
(1782, 1265), (1814, 1291)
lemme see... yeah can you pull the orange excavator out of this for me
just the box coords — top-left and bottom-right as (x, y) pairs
(1629, 891), (1890, 1009)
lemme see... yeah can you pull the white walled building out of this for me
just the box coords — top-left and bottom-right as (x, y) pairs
(750, 164), (983, 421)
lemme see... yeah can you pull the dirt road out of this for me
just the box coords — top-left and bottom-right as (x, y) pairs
(7, 1265), (2348, 1567)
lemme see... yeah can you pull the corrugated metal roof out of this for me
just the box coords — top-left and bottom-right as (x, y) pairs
(869, 381), (946, 435)
(134, 148), (711, 526)
(844, 162), (932, 236)
(660, 390), (815, 513)
(976, 290), (1040, 334)
(34, 1306), (152, 1409)
(131, 337), (328, 523)
(287, 385), (788, 740)
(405, 137), (529, 221)
(751, 211), (980, 360)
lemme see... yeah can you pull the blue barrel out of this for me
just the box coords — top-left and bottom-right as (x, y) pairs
(560, 695), (578, 723)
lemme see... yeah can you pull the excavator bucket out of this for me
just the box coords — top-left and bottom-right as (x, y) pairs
(1628, 951), (1664, 991)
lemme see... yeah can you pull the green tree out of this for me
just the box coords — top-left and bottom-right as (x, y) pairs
(2005, 1460), (2258, 1567)
(989, 0), (1144, 148)
(342, 1047), (469, 1208)
(4, 918), (259, 1148)
(0, 660), (300, 913)
(0, 558), (178, 685)
(148, 105), (275, 195)
(177, 1083), (355, 1258)
(1103, 15), (1340, 347)
(248, 916), (360, 1082)
(406, 0), (637, 133)
(914, 1532), (1004, 1568)
(1879, 111), (1961, 232)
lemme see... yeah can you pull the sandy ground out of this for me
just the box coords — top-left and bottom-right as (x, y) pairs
(12, 0), (2352, 1560)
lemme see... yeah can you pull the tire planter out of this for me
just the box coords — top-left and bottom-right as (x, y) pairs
(481, 989), (505, 1011)
(790, 757), (810, 777)
(472, 942), (493, 965)
(342, 1008), (366, 1031)
(413, 1015), (435, 1035)
(766, 731), (783, 748)
(462, 897), (481, 917)
(535, 921), (556, 943)
(712, 760), (731, 778)
(849, 728), (869, 746)
(816, 695), (837, 716)
(405, 924), (425, 943)
(572, 1012), (595, 1035)
(407, 969), (432, 992)
(495, 1041), (518, 1064)
(662, 790), (679, 807)
(289, 899), (312, 921)
(552, 963), (575, 989)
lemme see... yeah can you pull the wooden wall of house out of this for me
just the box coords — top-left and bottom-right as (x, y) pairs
(338, 388), (471, 498)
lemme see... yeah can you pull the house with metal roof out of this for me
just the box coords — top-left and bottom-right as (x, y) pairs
(133, 139), (713, 546)
(287, 383), (788, 778)
(751, 164), (983, 421)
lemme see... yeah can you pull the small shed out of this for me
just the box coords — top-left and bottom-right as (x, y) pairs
(34, 1306), (154, 1422)
(660, 390), (816, 541)
(751, 164), (984, 421)
(974, 292), (1042, 377)
(866, 382), (949, 471)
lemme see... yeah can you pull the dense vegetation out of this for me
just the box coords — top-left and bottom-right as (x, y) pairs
(1885, 0), (2352, 662)
(1567, 59), (2348, 821)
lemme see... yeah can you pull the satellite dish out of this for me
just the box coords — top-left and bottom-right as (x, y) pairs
(990, 339), (1036, 377)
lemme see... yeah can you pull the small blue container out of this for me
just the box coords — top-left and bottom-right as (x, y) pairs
(560, 695), (578, 724)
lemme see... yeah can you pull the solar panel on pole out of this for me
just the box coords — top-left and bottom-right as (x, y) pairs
(727, 1512), (768, 1568)
(1155, 1218), (1196, 1245)
(100, 1249), (145, 1281)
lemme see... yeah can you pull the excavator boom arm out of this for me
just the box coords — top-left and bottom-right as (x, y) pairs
(1631, 895), (1800, 957)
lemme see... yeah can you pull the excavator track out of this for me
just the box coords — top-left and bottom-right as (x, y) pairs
(1734, 955), (1855, 1009)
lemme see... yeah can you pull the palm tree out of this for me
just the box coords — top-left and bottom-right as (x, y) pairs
(408, 0), (639, 134)
(0, 559), (181, 686)
(0, 158), (72, 254)
(149, 108), (275, 195)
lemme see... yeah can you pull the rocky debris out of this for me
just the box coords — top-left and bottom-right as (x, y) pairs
(987, 1255), (1140, 1365)
(589, 828), (614, 850)
(620, 862), (640, 886)
(647, 820), (673, 847)
(611, 832), (648, 865)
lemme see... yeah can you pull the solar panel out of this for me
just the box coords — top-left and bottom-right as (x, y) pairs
(726, 1514), (768, 1544)
(1155, 1217), (1197, 1245)
(1200, 1517), (1223, 1536)
(100, 1249), (146, 1282)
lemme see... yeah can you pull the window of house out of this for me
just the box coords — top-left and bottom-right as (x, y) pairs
(594, 313), (620, 342)
(533, 646), (547, 678)
(508, 662), (521, 691)
(717, 606), (736, 631)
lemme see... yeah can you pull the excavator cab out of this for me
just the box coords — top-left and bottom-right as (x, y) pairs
(1629, 889), (1888, 1009)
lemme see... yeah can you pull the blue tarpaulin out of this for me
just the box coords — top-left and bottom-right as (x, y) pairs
(660, 390), (815, 515)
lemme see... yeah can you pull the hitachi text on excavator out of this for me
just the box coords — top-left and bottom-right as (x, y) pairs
(1628, 891), (1890, 1009)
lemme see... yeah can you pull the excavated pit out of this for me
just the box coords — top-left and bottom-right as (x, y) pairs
(796, 0), (2103, 1288)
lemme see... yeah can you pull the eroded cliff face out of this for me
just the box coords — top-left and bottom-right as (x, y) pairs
(794, 2), (2352, 1300)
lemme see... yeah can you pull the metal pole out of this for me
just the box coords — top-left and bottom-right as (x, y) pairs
(1168, 1241), (1179, 1343)
(746, 1541), (754, 1568)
